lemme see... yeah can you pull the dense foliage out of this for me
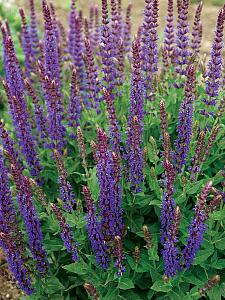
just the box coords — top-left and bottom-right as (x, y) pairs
(0, 0), (225, 299)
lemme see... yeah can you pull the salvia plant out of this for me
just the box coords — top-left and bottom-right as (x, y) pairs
(0, 0), (225, 299)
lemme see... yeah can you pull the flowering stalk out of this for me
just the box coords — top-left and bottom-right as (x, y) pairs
(68, 67), (82, 133)
(181, 181), (213, 269)
(199, 275), (220, 295)
(100, 0), (115, 92)
(174, 65), (196, 173)
(96, 128), (116, 241)
(103, 88), (121, 156)
(204, 7), (225, 110)
(57, 21), (70, 62)
(114, 236), (125, 276)
(111, 152), (123, 237)
(0, 120), (23, 172)
(93, 5), (100, 50)
(41, 75), (66, 151)
(160, 160), (180, 278)
(189, 130), (205, 181)
(110, 0), (122, 87)
(190, 1), (203, 55)
(126, 116), (144, 193)
(84, 283), (100, 300)
(42, 1), (66, 152)
(2, 77), (42, 179)
(175, 0), (190, 75)
(126, 38), (144, 192)
(163, 0), (175, 60)
(42, 0), (61, 87)
(123, 3), (132, 55)
(83, 37), (101, 110)
(24, 78), (48, 140)
(54, 150), (76, 212)
(49, 2), (60, 45)
(0, 233), (34, 295)
(51, 203), (79, 261)
(0, 151), (24, 253)
(202, 124), (219, 162)
(143, 225), (152, 249)
(29, 0), (41, 60)
(19, 8), (33, 77)
(142, 0), (159, 101)
(134, 246), (140, 264)
(83, 186), (109, 269)
(160, 100), (172, 161)
(73, 16), (87, 98)
(68, 0), (77, 57)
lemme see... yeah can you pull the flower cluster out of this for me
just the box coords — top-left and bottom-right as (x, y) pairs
(126, 38), (144, 192)
(174, 65), (196, 173)
(181, 181), (212, 269)
(51, 203), (79, 261)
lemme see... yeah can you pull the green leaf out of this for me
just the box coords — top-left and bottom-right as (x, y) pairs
(211, 259), (225, 269)
(186, 180), (206, 195)
(118, 277), (135, 290)
(44, 238), (63, 251)
(193, 249), (214, 265)
(120, 290), (142, 300)
(151, 279), (172, 292)
(215, 237), (225, 250)
(43, 277), (64, 294)
(210, 210), (225, 221)
(102, 288), (118, 300)
(62, 262), (88, 275)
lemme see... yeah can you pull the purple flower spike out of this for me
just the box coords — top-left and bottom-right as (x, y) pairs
(0, 233), (34, 295)
(126, 39), (144, 193)
(11, 169), (48, 275)
(111, 153), (123, 237)
(68, 0), (77, 57)
(29, 0), (41, 60)
(0, 120), (23, 172)
(174, 65), (196, 173)
(103, 88), (122, 157)
(51, 203), (79, 262)
(181, 181), (213, 269)
(190, 1), (203, 55)
(0, 151), (24, 253)
(123, 3), (132, 55)
(142, 0), (159, 101)
(19, 8), (33, 77)
(100, 0), (115, 92)
(68, 67), (82, 132)
(160, 160), (180, 278)
(37, 70), (66, 152)
(96, 128), (116, 241)
(163, 0), (175, 61)
(54, 150), (77, 212)
(205, 7), (225, 109)
(114, 236), (126, 276)
(24, 78), (48, 140)
(84, 38), (101, 110)
(93, 5), (100, 50)
(175, 0), (190, 75)
(83, 186), (109, 269)
(2, 79), (42, 180)
(42, 0), (61, 87)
